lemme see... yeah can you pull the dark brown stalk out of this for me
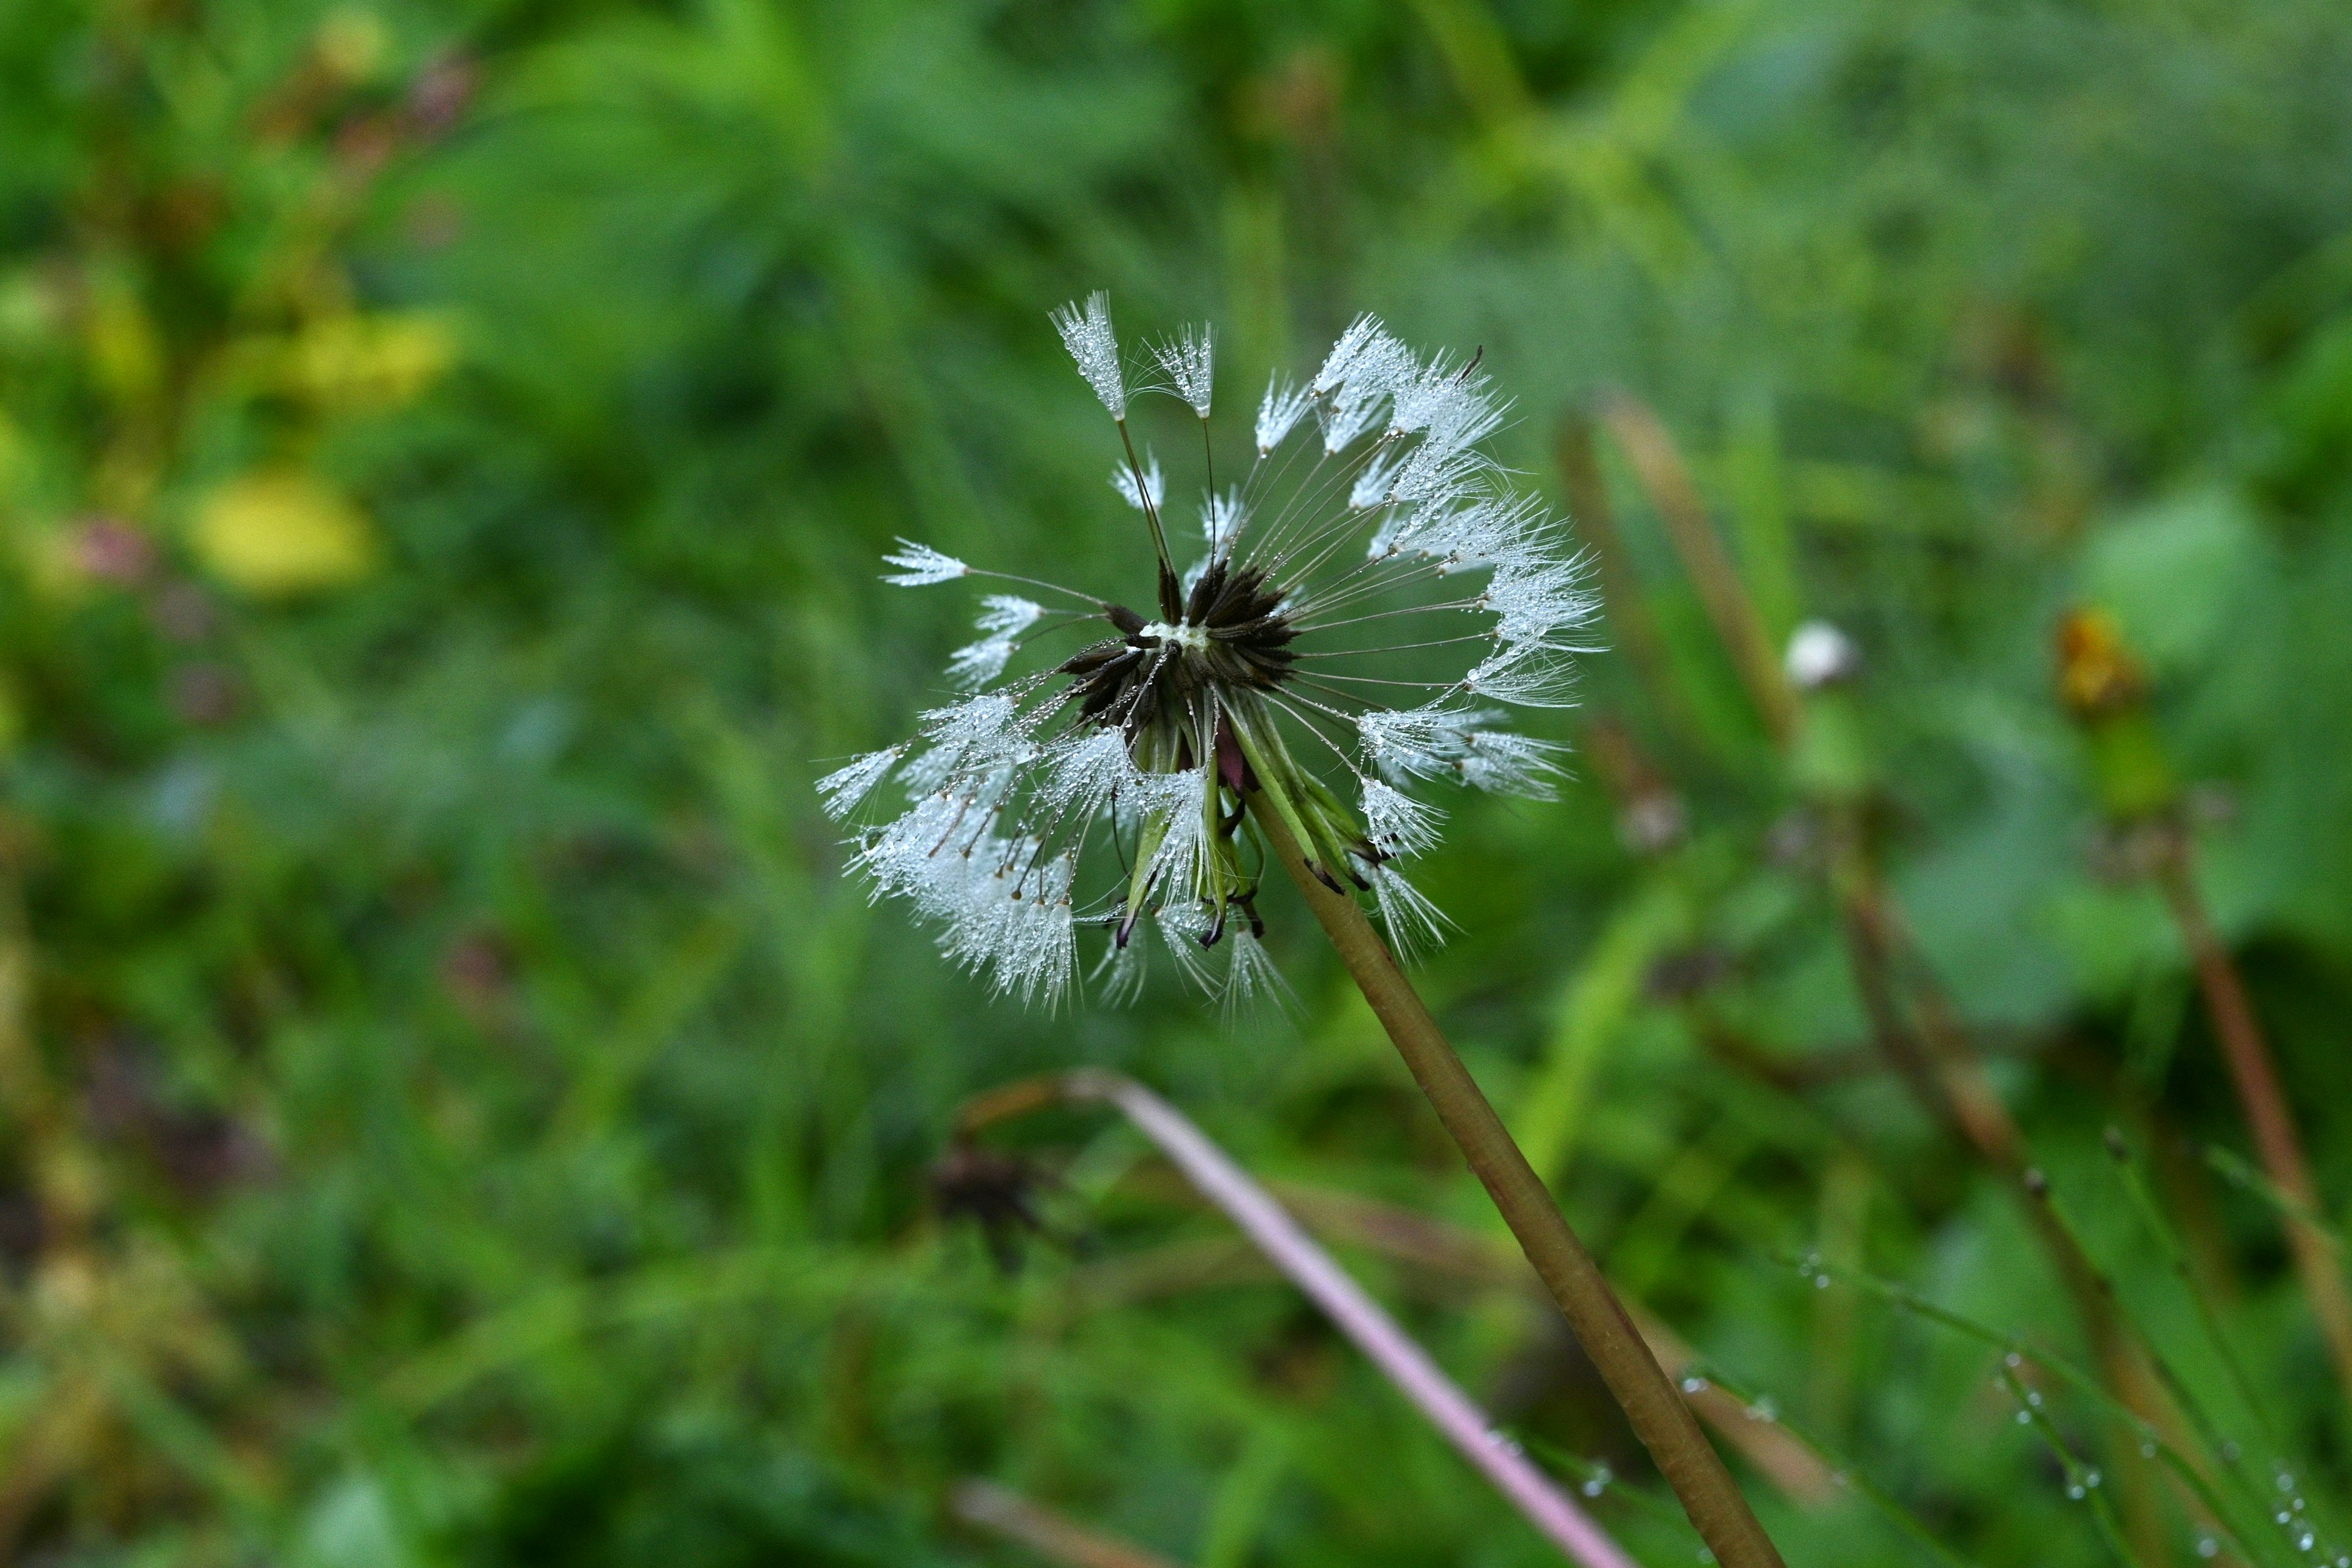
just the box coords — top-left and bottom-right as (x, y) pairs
(1248, 795), (1789, 1568)
(2154, 852), (2352, 1408)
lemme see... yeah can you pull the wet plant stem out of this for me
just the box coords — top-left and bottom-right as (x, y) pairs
(2154, 851), (2352, 1410)
(1837, 862), (2177, 1567)
(1248, 793), (1788, 1568)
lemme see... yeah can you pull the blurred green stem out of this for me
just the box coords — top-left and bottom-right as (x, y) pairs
(1248, 794), (1788, 1568)
(1598, 393), (1796, 748)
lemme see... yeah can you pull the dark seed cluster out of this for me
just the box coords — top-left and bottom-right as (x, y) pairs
(1057, 560), (1297, 742)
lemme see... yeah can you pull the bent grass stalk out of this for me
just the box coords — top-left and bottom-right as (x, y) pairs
(951, 1479), (1183, 1568)
(1248, 794), (1788, 1568)
(960, 1069), (1642, 1568)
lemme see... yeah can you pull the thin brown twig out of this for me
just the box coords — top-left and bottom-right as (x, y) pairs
(960, 1071), (1641, 1567)
(1248, 794), (1788, 1568)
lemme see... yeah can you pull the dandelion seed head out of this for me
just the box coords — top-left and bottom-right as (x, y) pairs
(835, 300), (1583, 1005)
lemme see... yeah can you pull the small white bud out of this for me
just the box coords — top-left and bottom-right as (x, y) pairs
(1784, 620), (1861, 690)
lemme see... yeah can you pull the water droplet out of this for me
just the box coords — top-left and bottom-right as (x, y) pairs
(1746, 1396), (1779, 1424)
(2005, 1352), (2024, 1368)
(1681, 1376), (1709, 1395)
(2016, 1411), (2032, 1425)
(1815, 1274), (1831, 1289)
(2085, 1469), (2101, 1489)
(2027, 1390), (2044, 1408)
(2196, 1539), (2219, 1559)
(2299, 1534), (2316, 1553)
(2140, 1441), (2158, 1458)
(2067, 1483), (2086, 1501)
(2281, 1473), (2298, 1493)
(2278, 1512), (2294, 1526)
(2293, 1498), (2307, 1514)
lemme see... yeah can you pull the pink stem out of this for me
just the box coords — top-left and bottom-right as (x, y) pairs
(1061, 1069), (1642, 1568)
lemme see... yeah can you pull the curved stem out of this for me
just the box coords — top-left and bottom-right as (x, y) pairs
(1052, 1069), (1641, 1568)
(1247, 794), (1787, 1568)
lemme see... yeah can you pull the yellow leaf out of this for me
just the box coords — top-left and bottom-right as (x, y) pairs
(191, 470), (379, 597)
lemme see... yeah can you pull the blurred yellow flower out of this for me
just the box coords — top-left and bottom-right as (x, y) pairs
(285, 311), (459, 409)
(190, 470), (379, 597)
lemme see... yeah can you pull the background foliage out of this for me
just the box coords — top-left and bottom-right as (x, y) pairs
(4, 0), (2352, 1564)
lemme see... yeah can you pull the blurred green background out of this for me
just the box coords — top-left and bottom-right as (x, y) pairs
(5, 1), (2352, 1564)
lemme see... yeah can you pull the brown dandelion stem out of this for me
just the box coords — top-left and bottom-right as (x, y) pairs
(2155, 851), (2352, 1408)
(1248, 794), (1788, 1568)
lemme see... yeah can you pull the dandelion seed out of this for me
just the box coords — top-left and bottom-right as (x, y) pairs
(948, 635), (1017, 688)
(1362, 779), (1442, 858)
(1154, 324), (1215, 417)
(882, 540), (969, 586)
(832, 301), (1583, 1005)
(817, 748), (902, 820)
(1257, 374), (1311, 454)
(1460, 728), (1569, 798)
(1366, 861), (1452, 963)
(976, 595), (1045, 636)
(1112, 452), (1164, 513)
(1052, 290), (1125, 418)
(1200, 487), (1245, 553)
